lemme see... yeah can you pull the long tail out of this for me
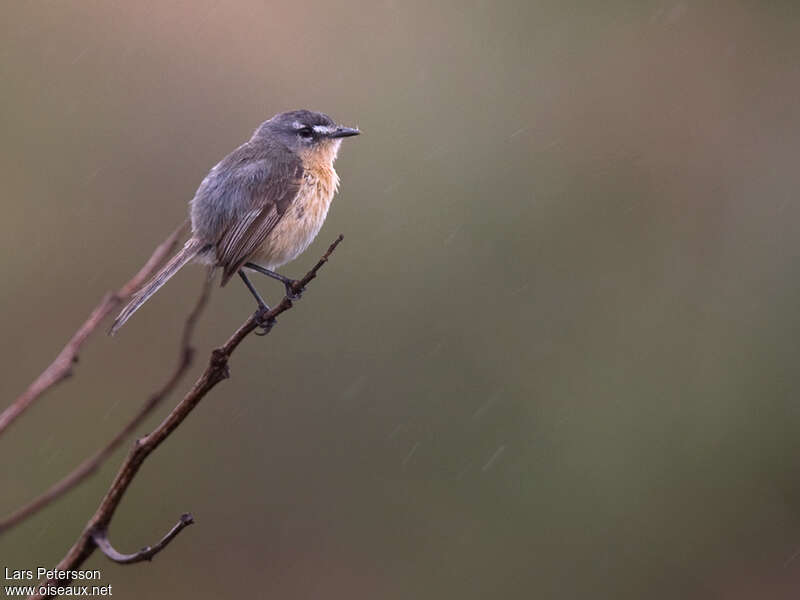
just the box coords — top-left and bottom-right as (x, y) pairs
(110, 238), (205, 335)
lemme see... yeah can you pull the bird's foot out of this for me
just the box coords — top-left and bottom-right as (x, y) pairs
(253, 305), (276, 336)
(284, 280), (305, 301)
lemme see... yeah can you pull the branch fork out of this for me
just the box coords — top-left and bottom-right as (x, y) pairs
(91, 513), (194, 564)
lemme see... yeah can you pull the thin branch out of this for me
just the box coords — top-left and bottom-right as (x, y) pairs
(30, 235), (344, 600)
(0, 271), (212, 534)
(0, 222), (188, 437)
(92, 513), (194, 564)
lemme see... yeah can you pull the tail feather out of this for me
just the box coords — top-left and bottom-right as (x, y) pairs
(110, 238), (204, 335)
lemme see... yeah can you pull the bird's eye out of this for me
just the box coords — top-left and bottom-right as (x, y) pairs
(298, 127), (314, 138)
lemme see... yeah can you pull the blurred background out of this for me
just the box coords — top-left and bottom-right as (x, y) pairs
(2, 1), (800, 598)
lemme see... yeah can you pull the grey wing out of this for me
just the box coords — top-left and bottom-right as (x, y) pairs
(216, 204), (282, 286)
(192, 144), (303, 285)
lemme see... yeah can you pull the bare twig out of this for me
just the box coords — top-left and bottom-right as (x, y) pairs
(30, 235), (344, 600)
(0, 222), (188, 437)
(0, 270), (211, 534)
(92, 513), (194, 564)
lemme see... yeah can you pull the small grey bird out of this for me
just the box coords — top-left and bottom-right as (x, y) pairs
(110, 110), (360, 335)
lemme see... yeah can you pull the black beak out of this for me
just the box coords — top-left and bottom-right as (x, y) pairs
(328, 126), (360, 138)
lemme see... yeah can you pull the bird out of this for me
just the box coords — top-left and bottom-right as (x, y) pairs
(110, 109), (360, 335)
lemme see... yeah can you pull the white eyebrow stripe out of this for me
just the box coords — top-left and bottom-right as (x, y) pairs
(313, 125), (335, 134)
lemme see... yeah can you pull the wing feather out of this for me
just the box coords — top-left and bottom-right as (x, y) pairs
(192, 142), (303, 285)
(217, 206), (281, 283)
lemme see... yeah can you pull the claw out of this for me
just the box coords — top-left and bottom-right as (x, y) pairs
(284, 280), (305, 300)
(254, 305), (276, 336)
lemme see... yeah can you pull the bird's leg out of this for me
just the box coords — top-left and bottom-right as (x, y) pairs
(238, 269), (269, 310)
(243, 262), (304, 300)
(238, 270), (275, 336)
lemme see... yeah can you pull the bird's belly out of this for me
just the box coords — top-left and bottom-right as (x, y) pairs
(252, 180), (334, 270)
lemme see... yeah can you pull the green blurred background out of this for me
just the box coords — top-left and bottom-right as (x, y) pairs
(3, 1), (800, 598)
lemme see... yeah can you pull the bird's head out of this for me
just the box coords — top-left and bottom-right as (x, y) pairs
(255, 110), (360, 165)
